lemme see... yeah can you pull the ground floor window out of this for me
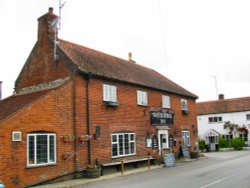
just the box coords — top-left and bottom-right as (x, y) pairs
(111, 133), (135, 158)
(27, 133), (56, 167)
(239, 133), (248, 141)
(182, 131), (190, 146)
(222, 134), (233, 145)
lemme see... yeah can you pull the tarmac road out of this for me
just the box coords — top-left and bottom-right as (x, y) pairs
(80, 150), (250, 188)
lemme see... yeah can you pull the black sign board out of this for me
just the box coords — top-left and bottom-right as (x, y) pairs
(150, 111), (174, 126)
(164, 153), (176, 167)
(181, 145), (190, 158)
(152, 135), (158, 149)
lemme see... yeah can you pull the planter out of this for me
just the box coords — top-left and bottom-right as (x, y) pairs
(86, 169), (101, 178)
(62, 137), (75, 143)
(79, 137), (89, 142)
(190, 151), (199, 159)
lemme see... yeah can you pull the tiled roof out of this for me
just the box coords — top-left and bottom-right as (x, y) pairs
(197, 97), (250, 115)
(58, 39), (197, 99)
(0, 90), (51, 122)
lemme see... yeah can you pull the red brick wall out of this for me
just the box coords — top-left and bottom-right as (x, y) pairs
(0, 81), (85, 188)
(15, 43), (71, 91)
(0, 74), (197, 187)
(82, 77), (198, 164)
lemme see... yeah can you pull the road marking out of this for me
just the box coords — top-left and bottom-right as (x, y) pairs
(199, 176), (230, 188)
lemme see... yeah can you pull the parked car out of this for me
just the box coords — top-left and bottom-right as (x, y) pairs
(0, 180), (5, 188)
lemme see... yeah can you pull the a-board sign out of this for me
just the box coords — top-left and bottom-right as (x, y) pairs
(152, 135), (158, 149)
(164, 153), (176, 167)
(181, 145), (190, 158)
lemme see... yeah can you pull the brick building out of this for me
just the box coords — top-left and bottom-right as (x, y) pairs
(0, 8), (198, 187)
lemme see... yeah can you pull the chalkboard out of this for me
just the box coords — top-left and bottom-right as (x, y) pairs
(164, 153), (176, 167)
(181, 145), (190, 158)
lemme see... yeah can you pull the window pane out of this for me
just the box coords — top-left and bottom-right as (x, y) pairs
(119, 135), (124, 155)
(130, 142), (135, 154)
(49, 135), (55, 163)
(28, 136), (35, 165)
(124, 134), (129, 154)
(130, 134), (134, 141)
(36, 135), (48, 164)
(112, 143), (118, 157)
(112, 135), (117, 142)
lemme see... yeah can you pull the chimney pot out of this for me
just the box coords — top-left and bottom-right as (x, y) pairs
(48, 7), (54, 15)
(128, 52), (132, 61)
(218, 94), (224, 100)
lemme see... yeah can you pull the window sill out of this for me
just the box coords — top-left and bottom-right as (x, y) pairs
(182, 109), (189, 114)
(26, 163), (57, 169)
(105, 101), (119, 107)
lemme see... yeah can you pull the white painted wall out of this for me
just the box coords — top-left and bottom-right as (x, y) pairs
(197, 111), (250, 144)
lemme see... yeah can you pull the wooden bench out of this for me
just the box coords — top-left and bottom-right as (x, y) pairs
(101, 156), (156, 175)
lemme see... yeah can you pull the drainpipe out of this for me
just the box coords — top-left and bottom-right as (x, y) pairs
(85, 73), (91, 164)
(72, 76), (77, 173)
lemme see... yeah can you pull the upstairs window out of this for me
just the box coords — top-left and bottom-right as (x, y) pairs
(208, 116), (223, 123)
(27, 133), (56, 167)
(103, 84), (117, 102)
(181, 99), (188, 111)
(246, 114), (250, 121)
(162, 95), (171, 109)
(137, 90), (148, 106)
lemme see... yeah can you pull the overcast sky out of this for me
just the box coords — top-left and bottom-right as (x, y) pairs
(0, 0), (250, 101)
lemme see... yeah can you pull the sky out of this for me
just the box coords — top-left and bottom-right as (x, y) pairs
(0, 0), (250, 102)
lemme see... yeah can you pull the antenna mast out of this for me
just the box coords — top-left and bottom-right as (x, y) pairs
(211, 75), (218, 98)
(59, 0), (67, 30)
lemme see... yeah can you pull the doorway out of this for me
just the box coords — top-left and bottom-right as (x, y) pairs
(158, 130), (169, 155)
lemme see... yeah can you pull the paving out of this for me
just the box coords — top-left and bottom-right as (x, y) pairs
(33, 158), (202, 188)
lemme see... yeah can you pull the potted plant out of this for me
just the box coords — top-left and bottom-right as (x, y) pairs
(85, 164), (101, 178)
(62, 135), (75, 143)
(62, 151), (74, 161)
(190, 151), (199, 159)
(79, 134), (91, 142)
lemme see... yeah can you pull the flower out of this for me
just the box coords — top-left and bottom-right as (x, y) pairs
(86, 164), (101, 170)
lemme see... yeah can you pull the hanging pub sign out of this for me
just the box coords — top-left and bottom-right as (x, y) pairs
(150, 111), (174, 126)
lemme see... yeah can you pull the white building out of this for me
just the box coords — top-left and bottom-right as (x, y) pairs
(197, 95), (250, 151)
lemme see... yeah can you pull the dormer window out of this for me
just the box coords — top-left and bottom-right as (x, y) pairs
(103, 84), (118, 106)
(137, 90), (148, 106)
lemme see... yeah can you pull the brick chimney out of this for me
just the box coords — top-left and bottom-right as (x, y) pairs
(37, 7), (59, 44)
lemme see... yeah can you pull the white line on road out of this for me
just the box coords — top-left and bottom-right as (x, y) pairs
(199, 176), (230, 188)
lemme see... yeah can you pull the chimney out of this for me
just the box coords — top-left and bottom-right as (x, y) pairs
(0, 81), (2, 100)
(128, 52), (136, 63)
(218, 94), (224, 100)
(38, 7), (59, 43)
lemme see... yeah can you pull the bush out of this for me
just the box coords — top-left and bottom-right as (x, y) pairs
(219, 136), (229, 148)
(199, 139), (206, 152)
(231, 138), (245, 150)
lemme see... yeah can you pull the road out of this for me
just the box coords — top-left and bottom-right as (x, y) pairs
(81, 150), (250, 188)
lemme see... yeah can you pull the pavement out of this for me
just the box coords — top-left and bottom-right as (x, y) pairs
(33, 157), (203, 188)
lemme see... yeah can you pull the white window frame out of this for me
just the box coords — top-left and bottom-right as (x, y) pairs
(162, 95), (171, 109)
(103, 84), (117, 102)
(208, 116), (223, 123)
(27, 133), (56, 167)
(182, 131), (190, 146)
(181, 99), (188, 110)
(137, 90), (148, 106)
(111, 133), (136, 158)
